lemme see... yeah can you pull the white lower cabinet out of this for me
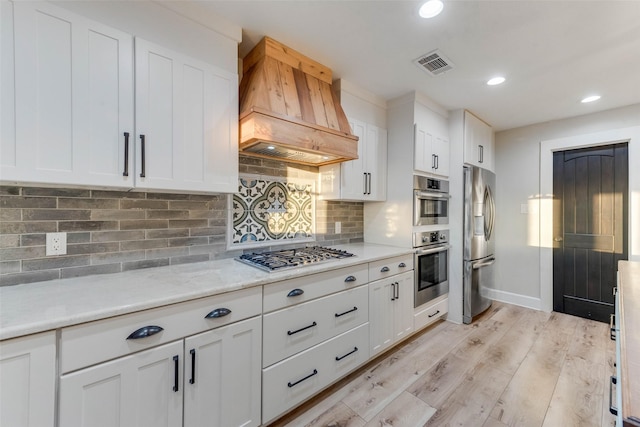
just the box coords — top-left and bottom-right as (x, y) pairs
(414, 295), (449, 331)
(58, 287), (262, 427)
(369, 270), (415, 357)
(262, 322), (369, 424)
(59, 340), (184, 427)
(0, 331), (56, 427)
(262, 284), (369, 367)
(184, 317), (261, 427)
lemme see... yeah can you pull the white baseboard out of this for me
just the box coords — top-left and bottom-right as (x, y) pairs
(483, 288), (544, 311)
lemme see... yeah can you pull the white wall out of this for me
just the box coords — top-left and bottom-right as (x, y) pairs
(494, 104), (640, 311)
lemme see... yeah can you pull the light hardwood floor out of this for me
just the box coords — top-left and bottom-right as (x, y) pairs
(269, 302), (616, 427)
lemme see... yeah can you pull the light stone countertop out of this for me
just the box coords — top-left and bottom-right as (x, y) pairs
(0, 243), (414, 341)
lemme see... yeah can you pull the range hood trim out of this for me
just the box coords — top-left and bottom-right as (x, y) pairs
(240, 108), (359, 167)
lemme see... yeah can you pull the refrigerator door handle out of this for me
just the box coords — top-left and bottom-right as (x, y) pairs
(472, 257), (496, 270)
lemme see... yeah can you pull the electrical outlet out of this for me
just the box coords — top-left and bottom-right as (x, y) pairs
(46, 232), (67, 256)
(335, 221), (342, 234)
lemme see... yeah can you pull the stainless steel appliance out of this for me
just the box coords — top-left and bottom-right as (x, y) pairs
(414, 230), (450, 308)
(463, 165), (496, 324)
(413, 175), (450, 226)
(237, 246), (354, 272)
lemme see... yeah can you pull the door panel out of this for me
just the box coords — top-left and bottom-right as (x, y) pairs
(553, 143), (628, 322)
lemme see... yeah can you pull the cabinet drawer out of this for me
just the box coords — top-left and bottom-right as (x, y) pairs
(263, 264), (368, 313)
(368, 254), (414, 282)
(262, 322), (369, 424)
(60, 286), (261, 373)
(414, 296), (448, 331)
(263, 285), (368, 367)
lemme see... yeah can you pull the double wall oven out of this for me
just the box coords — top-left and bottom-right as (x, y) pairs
(413, 175), (450, 309)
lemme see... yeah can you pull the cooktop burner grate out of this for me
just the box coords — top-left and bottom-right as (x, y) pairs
(237, 246), (355, 272)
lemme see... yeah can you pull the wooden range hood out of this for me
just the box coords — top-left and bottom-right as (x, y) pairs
(239, 37), (358, 166)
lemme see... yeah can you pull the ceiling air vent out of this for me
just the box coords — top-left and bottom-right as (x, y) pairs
(414, 49), (454, 76)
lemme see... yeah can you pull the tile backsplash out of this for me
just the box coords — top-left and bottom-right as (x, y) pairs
(0, 156), (363, 286)
(231, 175), (315, 247)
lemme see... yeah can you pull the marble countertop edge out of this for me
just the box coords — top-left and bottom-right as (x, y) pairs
(0, 243), (414, 341)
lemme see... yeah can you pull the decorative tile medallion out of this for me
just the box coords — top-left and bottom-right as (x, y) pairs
(230, 175), (315, 248)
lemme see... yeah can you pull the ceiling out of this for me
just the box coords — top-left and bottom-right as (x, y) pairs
(196, 0), (640, 131)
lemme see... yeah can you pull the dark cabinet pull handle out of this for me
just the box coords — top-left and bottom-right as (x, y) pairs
(395, 281), (399, 300)
(126, 325), (163, 340)
(398, 262), (406, 268)
(609, 376), (618, 415)
(205, 308), (231, 319)
(139, 134), (146, 178)
(344, 275), (357, 283)
(287, 321), (317, 336)
(335, 306), (358, 318)
(428, 310), (441, 318)
(432, 154), (436, 169)
(479, 144), (484, 163)
(123, 132), (130, 177)
(189, 349), (196, 385)
(380, 266), (390, 273)
(609, 314), (616, 341)
(367, 173), (372, 195)
(363, 173), (367, 195)
(287, 288), (304, 297)
(391, 282), (396, 301)
(435, 154), (439, 170)
(335, 347), (358, 361)
(173, 355), (179, 392)
(287, 369), (318, 388)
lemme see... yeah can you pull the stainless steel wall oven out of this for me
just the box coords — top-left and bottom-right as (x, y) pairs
(413, 175), (450, 226)
(414, 230), (450, 308)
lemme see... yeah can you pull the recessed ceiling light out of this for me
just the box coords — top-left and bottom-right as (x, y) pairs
(581, 95), (601, 103)
(419, 0), (444, 18)
(267, 145), (275, 150)
(487, 77), (506, 86)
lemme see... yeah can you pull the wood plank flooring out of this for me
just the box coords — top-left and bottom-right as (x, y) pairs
(268, 302), (616, 427)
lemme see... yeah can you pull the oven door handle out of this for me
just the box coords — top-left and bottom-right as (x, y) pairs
(415, 245), (451, 255)
(415, 190), (451, 199)
(472, 257), (496, 270)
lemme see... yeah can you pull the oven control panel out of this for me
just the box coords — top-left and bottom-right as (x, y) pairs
(413, 229), (449, 248)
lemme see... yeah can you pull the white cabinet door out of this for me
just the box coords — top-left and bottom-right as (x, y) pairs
(393, 271), (415, 341)
(184, 316), (261, 427)
(368, 279), (395, 356)
(319, 118), (387, 201)
(414, 104), (449, 177)
(0, 332), (56, 427)
(339, 118), (367, 200)
(59, 340), (183, 427)
(7, 2), (134, 187)
(369, 271), (415, 357)
(135, 39), (238, 193)
(431, 135), (450, 177)
(463, 111), (494, 171)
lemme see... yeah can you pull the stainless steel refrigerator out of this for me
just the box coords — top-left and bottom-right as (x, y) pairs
(463, 165), (496, 324)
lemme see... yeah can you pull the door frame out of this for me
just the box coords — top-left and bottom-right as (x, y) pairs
(539, 126), (640, 312)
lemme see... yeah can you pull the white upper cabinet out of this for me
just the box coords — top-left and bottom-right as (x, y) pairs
(1, 2), (238, 193)
(463, 110), (494, 172)
(134, 39), (238, 193)
(5, 1), (134, 187)
(414, 102), (449, 178)
(319, 117), (387, 201)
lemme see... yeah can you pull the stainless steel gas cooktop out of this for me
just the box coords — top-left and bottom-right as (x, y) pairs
(237, 246), (355, 272)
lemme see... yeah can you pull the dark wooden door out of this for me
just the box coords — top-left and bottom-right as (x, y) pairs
(553, 143), (628, 322)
